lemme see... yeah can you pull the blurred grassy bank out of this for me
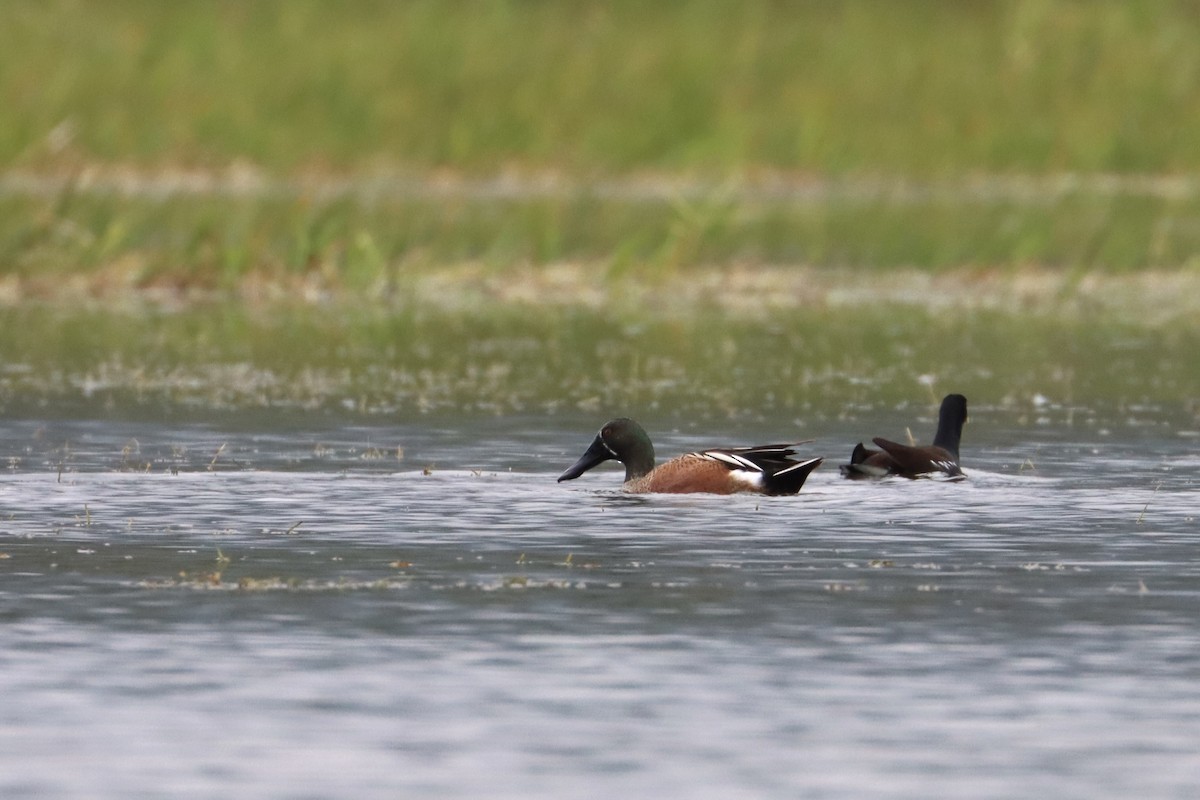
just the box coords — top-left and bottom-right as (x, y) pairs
(5, 1), (1200, 174)
(3, 171), (1200, 293)
(3, 1), (1200, 292)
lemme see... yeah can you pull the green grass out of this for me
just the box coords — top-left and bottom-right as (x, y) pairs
(3, 180), (1200, 287)
(4, 1), (1200, 174)
(4, 2), (1200, 284)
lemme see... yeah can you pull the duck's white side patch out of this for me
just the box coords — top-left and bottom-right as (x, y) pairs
(728, 469), (765, 488)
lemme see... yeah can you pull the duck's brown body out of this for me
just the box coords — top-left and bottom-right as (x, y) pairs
(625, 450), (819, 494)
(559, 418), (823, 495)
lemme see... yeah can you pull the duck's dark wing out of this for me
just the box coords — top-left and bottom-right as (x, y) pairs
(709, 441), (812, 467)
(872, 438), (962, 478)
(698, 443), (823, 495)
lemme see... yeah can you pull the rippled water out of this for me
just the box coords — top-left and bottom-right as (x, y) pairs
(1, 413), (1197, 798)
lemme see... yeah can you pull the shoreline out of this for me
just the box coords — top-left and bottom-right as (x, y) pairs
(2, 263), (1198, 324)
(6, 165), (1200, 204)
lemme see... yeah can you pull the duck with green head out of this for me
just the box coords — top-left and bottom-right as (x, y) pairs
(558, 418), (823, 495)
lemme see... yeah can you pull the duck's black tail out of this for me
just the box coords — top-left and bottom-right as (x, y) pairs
(763, 456), (824, 495)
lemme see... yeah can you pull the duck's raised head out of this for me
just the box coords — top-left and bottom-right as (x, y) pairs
(557, 417), (656, 483)
(932, 394), (968, 458)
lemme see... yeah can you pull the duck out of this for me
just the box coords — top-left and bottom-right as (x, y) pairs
(840, 393), (968, 479)
(558, 417), (823, 495)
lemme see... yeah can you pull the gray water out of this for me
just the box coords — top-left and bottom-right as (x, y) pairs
(1, 414), (1198, 798)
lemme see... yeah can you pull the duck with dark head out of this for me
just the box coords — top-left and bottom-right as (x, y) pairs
(559, 418), (823, 495)
(840, 394), (968, 480)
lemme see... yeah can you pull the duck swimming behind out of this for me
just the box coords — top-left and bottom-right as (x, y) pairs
(840, 393), (968, 480)
(558, 418), (823, 495)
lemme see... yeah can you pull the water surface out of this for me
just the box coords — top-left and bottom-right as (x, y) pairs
(2, 414), (1197, 798)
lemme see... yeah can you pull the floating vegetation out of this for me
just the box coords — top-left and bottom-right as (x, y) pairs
(824, 582), (866, 593)
(481, 577), (592, 592)
(134, 573), (606, 593)
(1136, 482), (1163, 525)
(138, 574), (411, 592)
(207, 443), (227, 471)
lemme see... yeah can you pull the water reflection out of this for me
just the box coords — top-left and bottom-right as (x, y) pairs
(2, 305), (1198, 426)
